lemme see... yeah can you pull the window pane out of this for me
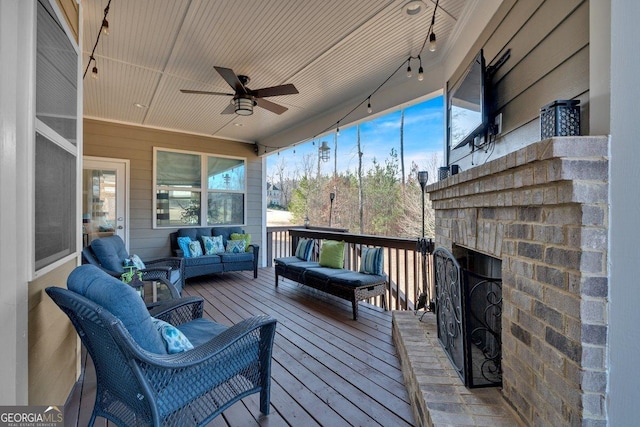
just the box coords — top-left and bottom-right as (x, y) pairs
(156, 190), (201, 226)
(157, 151), (201, 187)
(36, 1), (77, 145)
(35, 133), (76, 269)
(208, 157), (245, 191)
(207, 193), (244, 225)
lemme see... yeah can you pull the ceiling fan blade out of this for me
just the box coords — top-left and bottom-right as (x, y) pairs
(180, 89), (234, 96)
(220, 103), (236, 114)
(256, 98), (288, 115)
(253, 83), (299, 98)
(214, 66), (247, 94)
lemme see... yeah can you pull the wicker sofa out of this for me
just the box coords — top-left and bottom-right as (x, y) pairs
(274, 240), (387, 320)
(169, 227), (259, 280)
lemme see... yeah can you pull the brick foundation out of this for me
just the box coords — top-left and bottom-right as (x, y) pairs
(426, 137), (609, 426)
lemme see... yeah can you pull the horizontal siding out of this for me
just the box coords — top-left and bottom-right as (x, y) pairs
(449, 0), (589, 169)
(84, 119), (265, 262)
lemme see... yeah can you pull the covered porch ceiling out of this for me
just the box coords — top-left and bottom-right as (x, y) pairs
(81, 0), (478, 154)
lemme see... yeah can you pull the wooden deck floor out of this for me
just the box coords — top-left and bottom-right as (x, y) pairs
(65, 267), (415, 426)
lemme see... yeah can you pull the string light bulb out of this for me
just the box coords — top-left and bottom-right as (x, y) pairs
(418, 55), (424, 81)
(336, 124), (340, 136)
(367, 97), (372, 114)
(101, 18), (110, 35)
(406, 59), (412, 78)
(83, 0), (112, 79)
(429, 32), (437, 52)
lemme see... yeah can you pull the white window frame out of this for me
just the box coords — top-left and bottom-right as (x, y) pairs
(153, 147), (247, 228)
(32, 0), (82, 279)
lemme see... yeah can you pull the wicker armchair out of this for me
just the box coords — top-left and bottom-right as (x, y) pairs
(82, 235), (185, 294)
(47, 265), (277, 427)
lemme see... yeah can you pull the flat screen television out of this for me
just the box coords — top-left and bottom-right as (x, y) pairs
(448, 49), (488, 150)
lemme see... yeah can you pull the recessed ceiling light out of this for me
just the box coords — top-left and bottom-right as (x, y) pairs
(234, 123), (244, 127)
(134, 103), (148, 109)
(402, 0), (427, 17)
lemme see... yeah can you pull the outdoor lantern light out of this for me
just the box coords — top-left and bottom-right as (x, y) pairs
(234, 96), (254, 116)
(319, 141), (330, 162)
(329, 192), (336, 227)
(416, 170), (434, 314)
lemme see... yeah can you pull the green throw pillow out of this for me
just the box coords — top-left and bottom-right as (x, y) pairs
(230, 233), (251, 252)
(319, 240), (345, 269)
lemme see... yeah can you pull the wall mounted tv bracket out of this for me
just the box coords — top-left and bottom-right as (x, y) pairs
(485, 49), (511, 137)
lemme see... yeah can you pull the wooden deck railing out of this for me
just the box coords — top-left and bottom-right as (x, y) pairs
(266, 226), (433, 311)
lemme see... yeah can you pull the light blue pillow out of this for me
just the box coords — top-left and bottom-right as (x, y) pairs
(177, 236), (192, 258)
(360, 247), (384, 275)
(188, 240), (203, 257)
(129, 254), (146, 270)
(295, 238), (314, 261)
(202, 235), (224, 255)
(226, 239), (246, 253)
(151, 317), (194, 353)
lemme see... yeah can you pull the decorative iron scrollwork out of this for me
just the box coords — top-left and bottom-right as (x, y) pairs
(433, 247), (503, 388)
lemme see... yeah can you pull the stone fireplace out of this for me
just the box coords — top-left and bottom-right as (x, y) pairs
(420, 136), (609, 426)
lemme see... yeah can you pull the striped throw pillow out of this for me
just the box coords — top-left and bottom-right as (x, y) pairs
(294, 238), (314, 261)
(359, 247), (384, 275)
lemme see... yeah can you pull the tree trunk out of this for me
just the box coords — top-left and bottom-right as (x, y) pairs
(357, 125), (364, 234)
(400, 109), (406, 195)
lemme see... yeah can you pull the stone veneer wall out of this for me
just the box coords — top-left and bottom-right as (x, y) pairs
(426, 137), (609, 426)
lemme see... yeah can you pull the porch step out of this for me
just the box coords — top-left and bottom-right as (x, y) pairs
(392, 311), (524, 427)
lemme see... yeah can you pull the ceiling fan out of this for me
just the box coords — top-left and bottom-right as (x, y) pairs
(180, 66), (299, 116)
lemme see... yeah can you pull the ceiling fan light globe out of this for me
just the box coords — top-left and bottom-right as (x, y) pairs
(234, 97), (254, 115)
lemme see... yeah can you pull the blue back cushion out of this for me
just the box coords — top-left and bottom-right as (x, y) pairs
(90, 236), (129, 274)
(213, 227), (244, 242)
(67, 264), (167, 354)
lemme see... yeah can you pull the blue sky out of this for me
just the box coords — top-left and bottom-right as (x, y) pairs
(267, 95), (445, 178)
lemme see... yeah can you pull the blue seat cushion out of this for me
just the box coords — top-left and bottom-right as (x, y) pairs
(177, 318), (228, 348)
(91, 236), (129, 273)
(274, 256), (307, 267)
(285, 261), (321, 274)
(302, 266), (351, 281)
(219, 252), (254, 263)
(169, 269), (182, 293)
(185, 254), (221, 266)
(68, 264), (166, 354)
(322, 270), (386, 288)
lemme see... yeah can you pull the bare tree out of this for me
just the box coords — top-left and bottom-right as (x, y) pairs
(400, 108), (406, 192)
(357, 124), (364, 234)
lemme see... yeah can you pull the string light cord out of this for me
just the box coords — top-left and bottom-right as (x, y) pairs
(260, 0), (440, 155)
(83, 0), (112, 79)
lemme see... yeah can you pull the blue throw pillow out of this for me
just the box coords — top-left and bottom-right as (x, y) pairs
(129, 254), (146, 270)
(226, 239), (246, 253)
(188, 240), (203, 257)
(151, 317), (194, 353)
(177, 236), (192, 258)
(360, 247), (384, 275)
(201, 235), (224, 255)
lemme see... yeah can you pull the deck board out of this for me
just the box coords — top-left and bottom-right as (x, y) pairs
(66, 267), (415, 426)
